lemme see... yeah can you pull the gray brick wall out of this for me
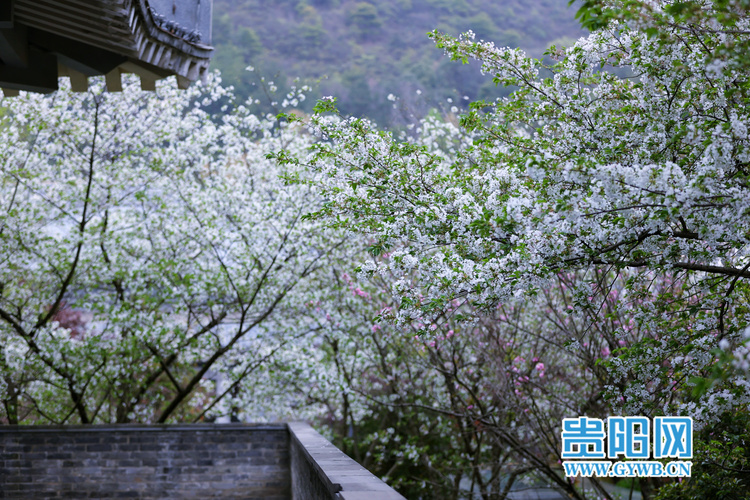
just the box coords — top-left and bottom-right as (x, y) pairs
(0, 424), (290, 500)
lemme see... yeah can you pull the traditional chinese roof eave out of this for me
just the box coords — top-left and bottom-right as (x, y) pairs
(0, 0), (213, 94)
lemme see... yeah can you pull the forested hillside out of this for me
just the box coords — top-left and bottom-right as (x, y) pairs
(211, 0), (585, 123)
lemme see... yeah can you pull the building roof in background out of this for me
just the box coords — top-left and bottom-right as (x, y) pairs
(0, 0), (213, 94)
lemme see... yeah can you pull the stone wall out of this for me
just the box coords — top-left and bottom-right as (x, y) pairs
(0, 424), (289, 500)
(288, 423), (406, 500)
(0, 423), (406, 500)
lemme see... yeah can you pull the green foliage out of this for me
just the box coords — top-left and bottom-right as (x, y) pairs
(211, 0), (585, 125)
(655, 411), (750, 500)
(212, 43), (255, 97)
(570, 0), (617, 31)
(346, 2), (383, 40)
(463, 13), (498, 41)
(237, 27), (263, 57)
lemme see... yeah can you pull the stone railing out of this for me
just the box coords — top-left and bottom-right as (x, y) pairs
(289, 423), (406, 500)
(0, 422), (406, 500)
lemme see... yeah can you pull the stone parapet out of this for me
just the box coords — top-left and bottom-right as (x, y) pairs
(288, 422), (406, 500)
(0, 423), (405, 500)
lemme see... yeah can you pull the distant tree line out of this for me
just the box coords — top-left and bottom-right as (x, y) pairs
(210, 0), (584, 125)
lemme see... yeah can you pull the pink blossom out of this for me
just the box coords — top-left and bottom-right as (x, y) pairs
(601, 347), (611, 357)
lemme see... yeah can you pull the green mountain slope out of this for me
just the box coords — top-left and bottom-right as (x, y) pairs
(211, 0), (585, 123)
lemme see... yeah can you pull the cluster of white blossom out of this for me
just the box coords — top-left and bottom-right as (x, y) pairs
(0, 75), (346, 424)
(282, 1), (750, 432)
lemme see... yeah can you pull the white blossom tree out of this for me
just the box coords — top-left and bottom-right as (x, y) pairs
(287, 0), (750, 421)
(270, 1), (750, 497)
(2, 1), (749, 498)
(247, 267), (637, 499)
(0, 75), (345, 424)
